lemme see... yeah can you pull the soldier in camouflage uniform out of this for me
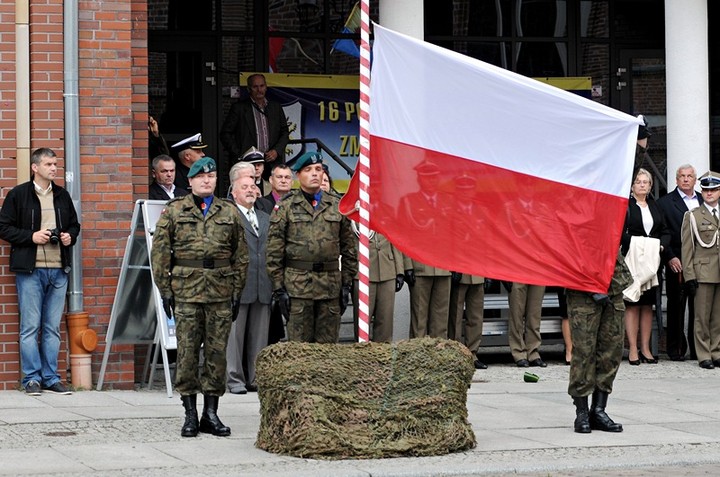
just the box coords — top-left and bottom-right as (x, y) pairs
(266, 152), (357, 343)
(566, 248), (632, 434)
(151, 157), (248, 438)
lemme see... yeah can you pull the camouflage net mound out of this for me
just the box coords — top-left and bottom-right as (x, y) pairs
(255, 337), (476, 459)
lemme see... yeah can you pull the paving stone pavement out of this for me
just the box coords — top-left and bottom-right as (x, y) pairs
(1, 353), (720, 476)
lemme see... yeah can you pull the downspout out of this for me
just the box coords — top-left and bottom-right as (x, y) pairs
(64, 0), (96, 388)
(16, 1), (30, 182)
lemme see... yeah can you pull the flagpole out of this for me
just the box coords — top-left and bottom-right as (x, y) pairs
(356, 0), (371, 343)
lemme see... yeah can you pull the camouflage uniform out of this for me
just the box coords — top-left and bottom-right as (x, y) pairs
(567, 250), (633, 397)
(151, 194), (248, 396)
(266, 189), (357, 343)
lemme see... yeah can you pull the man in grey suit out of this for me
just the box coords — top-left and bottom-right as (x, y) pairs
(226, 174), (273, 393)
(681, 171), (720, 369)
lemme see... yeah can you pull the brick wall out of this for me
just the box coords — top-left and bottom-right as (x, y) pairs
(78, 0), (141, 389)
(0, 3), (19, 389)
(0, 0), (148, 390)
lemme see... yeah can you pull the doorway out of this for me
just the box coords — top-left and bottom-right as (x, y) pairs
(148, 38), (219, 161)
(616, 49), (667, 194)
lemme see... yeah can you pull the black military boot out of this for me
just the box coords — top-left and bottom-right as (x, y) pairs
(199, 395), (231, 436)
(573, 396), (591, 433)
(180, 394), (199, 437)
(590, 389), (623, 432)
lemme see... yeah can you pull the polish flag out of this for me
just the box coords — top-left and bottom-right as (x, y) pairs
(340, 25), (641, 293)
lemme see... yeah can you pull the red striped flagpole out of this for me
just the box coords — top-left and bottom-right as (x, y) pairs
(356, 0), (371, 342)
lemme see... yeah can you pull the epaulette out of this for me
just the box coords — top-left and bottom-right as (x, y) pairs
(279, 189), (300, 201)
(220, 197), (236, 205)
(166, 195), (186, 205)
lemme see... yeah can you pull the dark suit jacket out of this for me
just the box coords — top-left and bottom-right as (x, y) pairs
(220, 99), (289, 163)
(173, 161), (191, 192)
(239, 207), (273, 305)
(621, 196), (671, 262)
(149, 181), (189, 201)
(255, 193), (275, 215)
(657, 187), (703, 261)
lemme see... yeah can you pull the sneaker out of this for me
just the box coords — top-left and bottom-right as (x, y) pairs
(25, 380), (42, 396)
(42, 382), (72, 395)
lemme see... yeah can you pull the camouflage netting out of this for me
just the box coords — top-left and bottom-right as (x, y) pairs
(255, 337), (477, 459)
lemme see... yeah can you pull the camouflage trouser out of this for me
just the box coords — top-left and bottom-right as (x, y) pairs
(566, 290), (625, 397)
(287, 297), (341, 343)
(175, 300), (233, 396)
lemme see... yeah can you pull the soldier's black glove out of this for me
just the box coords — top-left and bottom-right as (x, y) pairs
(591, 293), (611, 306)
(685, 279), (699, 297)
(395, 274), (404, 292)
(404, 269), (416, 287)
(340, 284), (352, 315)
(273, 288), (290, 321)
(483, 278), (494, 292)
(451, 272), (462, 284)
(231, 296), (241, 322)
(162, 296), (174, 319)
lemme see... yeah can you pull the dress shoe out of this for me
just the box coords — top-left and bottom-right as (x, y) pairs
(628, 357), (640, 366)
(639, 352), (657, 364)
(529, 358), (547, 368)
(229, 385), (247, 395)
(474, 359), (488, 370)
(699, 360), (715, 369)
(515, 359), (530, 368)
(246, 383), (258, 392)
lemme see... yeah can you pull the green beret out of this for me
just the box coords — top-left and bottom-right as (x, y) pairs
(291, 151), (323, 172)
(187, 157), (217, 178)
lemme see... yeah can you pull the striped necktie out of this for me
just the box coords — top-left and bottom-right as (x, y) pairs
(247, 209), (259, 233)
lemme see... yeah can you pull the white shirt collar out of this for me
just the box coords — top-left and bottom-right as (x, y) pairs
(678, 188), (698, 200)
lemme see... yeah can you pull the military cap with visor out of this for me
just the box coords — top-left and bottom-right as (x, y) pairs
(171, 133), (208, 154)
(699, 171), (720, 190)
(241, 146), (265, 164)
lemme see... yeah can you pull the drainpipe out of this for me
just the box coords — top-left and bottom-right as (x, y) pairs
(16, 1), (30, 181)
(64, 0), (96, 389)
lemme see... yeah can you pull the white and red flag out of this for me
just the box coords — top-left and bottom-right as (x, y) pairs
(340, 25), (642, 293)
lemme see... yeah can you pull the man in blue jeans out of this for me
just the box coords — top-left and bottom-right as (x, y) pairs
(0, 148), (80, 395)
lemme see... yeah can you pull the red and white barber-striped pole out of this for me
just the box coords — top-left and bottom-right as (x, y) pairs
(356, 0), (371, 343)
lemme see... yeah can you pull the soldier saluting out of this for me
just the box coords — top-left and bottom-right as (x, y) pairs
(266, 152), (357, 343)
(151, 156), (248, 437)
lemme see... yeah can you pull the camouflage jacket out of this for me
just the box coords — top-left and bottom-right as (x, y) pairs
(608, 248), (633, 297)
(266, 189), (357, 299)
(151, 194), (248, 303)
(569, 248), (632, 298)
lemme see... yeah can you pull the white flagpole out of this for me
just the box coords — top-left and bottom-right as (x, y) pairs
(356, 0), (371, 342)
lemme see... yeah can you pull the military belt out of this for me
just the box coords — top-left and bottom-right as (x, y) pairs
(174, 258), (231, 269)
(286, 259), (339, 272)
